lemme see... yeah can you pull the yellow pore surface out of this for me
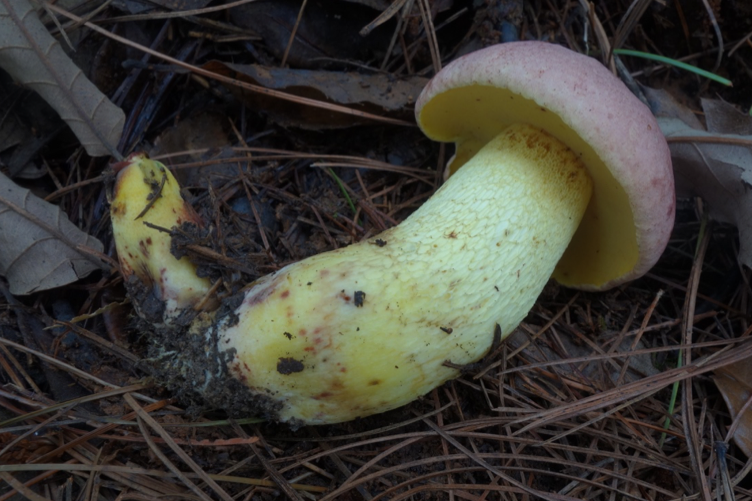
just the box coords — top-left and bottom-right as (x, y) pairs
(418, 85), (639, 289)
(218, 124), (593, 424)
(111, 155), (210, 318)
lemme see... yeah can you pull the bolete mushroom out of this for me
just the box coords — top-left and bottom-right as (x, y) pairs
(110, 154), (212, 324)
(111, 42), (674, 425)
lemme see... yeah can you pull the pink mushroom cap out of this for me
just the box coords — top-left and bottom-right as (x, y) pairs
(415, 41), (675, 290)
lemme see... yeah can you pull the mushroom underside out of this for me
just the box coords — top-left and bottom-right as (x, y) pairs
(418, 84), (642, 289)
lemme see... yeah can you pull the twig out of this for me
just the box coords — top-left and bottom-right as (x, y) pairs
(124, 393), (235, 501)
(681, 202), (712, 501)
(229, 422), (306, 501)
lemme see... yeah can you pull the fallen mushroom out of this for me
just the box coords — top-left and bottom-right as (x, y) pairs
(111, 42), (674, 425)
(110, 154), (211, 324)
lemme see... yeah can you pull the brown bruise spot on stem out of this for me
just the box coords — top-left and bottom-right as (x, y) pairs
(139, 239), (150, 259)
(111, 202), (123, 216)
(244, 277), (279, 307)
(230, 361), (249, 383)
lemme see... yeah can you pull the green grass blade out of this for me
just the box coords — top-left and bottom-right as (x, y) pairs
(659, 349), (681, 448)
(659, 212), (709, 448)
(327, 167), (358, 219)
(613, 48), (732, 87)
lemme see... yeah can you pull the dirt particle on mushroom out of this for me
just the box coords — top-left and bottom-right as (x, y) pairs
(277, 357), (305, 375)
(354, 291), (366, 307)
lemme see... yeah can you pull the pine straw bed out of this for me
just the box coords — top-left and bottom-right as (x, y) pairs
(2, 0), (752, 500)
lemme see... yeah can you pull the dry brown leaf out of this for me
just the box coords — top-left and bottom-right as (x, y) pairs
(714, 361), (752, 457)
(229, 0), (394, 69)
(647, 91), (752, 268)
(0, 171), (105, 294)
(204, 60), (426, 128)
(150, 110), (233, 186)
(658, 115), (752, 269)
(702, 97), (752, 136)
(0, 0), (124, 157)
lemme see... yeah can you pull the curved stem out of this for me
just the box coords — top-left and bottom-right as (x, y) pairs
(216, 124), (593, 423)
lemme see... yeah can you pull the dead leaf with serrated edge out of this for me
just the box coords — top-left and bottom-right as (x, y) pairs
(0, 0), (124, 157)
(0, 171), (106, 294)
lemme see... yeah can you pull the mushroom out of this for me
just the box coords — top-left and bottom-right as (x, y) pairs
(416, 42), (675, 290)
(110, 153), (211, 323)
(111, 41), (674, 425)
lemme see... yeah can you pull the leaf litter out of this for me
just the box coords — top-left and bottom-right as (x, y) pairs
(2, 0), (752, 500)
(650, 93), (752, 466)
(0, 170), (107, 294)
(0, 0), (124, 157)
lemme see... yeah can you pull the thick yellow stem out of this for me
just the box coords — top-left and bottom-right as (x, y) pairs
(214, 124), (593, 423)
(111, 154), (211, 323)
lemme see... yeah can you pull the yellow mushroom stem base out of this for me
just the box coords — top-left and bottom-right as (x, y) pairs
(197, 123), (594, 424)
(110, 153), (211, 324)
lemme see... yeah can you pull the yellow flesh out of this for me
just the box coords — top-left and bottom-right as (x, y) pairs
(418, 85), (639, 288)
(111, 155), (211, 321)
(216, 124), (593, 424)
